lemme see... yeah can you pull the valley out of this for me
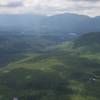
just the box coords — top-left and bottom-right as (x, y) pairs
(0, 32), (100, 100)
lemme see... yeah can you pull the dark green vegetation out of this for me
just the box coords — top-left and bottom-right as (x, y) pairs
(0, 32), (100, 100)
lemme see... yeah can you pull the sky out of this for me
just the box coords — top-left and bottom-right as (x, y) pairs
(0, 0), (99, 16)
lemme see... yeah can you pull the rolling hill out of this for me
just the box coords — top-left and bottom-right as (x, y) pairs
(73, 32), (100, 53)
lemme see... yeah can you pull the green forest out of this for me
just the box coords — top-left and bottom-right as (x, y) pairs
(0, 32), (100, 100)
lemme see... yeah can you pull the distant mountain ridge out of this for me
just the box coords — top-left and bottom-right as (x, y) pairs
(0, 13), (100, 34)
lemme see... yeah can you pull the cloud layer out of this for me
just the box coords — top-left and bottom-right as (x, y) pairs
(0, 0), (99, 16)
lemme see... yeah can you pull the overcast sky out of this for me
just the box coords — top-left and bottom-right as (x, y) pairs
(0, 0), (99, 16)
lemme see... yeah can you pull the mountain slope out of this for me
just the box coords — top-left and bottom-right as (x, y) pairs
(73, 32), (100, 52)
(1, 13), (100, 33)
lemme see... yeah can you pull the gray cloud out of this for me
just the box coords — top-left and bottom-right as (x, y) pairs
(71, 0), (98, 1)
(0, 1), (23, 8)
(0, 0), (99, 16)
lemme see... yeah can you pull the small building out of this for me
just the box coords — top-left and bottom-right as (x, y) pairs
(13, 97), (18, 100)
(89, 77), (96, 82)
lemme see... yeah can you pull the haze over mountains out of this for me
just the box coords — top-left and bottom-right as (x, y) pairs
(0, 10), (100, 99)
(0, 13), (100, 34)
